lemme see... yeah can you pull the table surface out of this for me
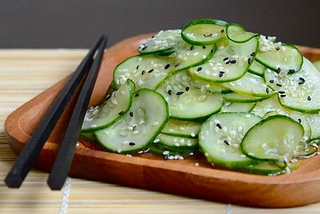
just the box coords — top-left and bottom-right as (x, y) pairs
(1, 49), (320, 214)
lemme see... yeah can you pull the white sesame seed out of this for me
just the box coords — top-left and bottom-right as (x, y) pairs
(194, 163), (199, 167)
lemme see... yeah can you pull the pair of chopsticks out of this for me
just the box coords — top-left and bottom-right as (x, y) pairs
(5, 35), (107, 190)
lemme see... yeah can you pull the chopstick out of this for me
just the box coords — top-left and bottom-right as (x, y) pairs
(47, 36), (107, 190)
(5, 35), (106, 188)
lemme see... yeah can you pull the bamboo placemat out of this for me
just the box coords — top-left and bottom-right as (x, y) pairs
(1, 49), (320, 214)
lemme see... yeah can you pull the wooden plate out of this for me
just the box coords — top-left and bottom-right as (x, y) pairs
(5, 33), (320, 208)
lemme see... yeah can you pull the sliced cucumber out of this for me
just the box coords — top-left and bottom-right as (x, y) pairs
(190, 37), (258, 83)
(252, 95), (312, 139)
(226, 23), (258, 43)
(243, 161), (298, 175)
(188, 71), (231, 93)
(138, 30), (180, 55)
(222, 72), (273, 97)
(199, 112), (261, 169)
(306, 114), (320, 140)
(81, 79), (135, 132)
(248, 60), (265, 76)
(314, 60), (320, 71)
(80, 132), (96, 142)
(241, 115), (304, 163)
(157, 70), (224, 120)
(294, 143), (318, 158)
(222, 92), (267, 103)
(265, 57), (320, 113)
(113, 54), (172, 90)
(157, 133), (198, 149)
(221, 102), (256, 113)
(150, 144), (196, 159)
(161, 119), (200, 138)
(94, 89), (169, 153)
(181, 19), (228, 45)
(256, 36), (303, 74)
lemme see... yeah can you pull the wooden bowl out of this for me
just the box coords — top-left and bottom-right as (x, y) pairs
(5, 33), (320, 208)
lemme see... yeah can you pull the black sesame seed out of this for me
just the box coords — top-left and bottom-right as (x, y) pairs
(118, 111), (125, 115)
(190, 45), (195, 50)
(216, 123), (222, 129)
(276, 83), (282, 87)
(129, 112), (133, 117)
(276, 47), (280, 51)
(168, 89), (172, 95)
(266, 36), (269, 40)
(210, 48), (214, 53)
(230, 60), (237, 64)
(135, 93), (140, 97)
(197, 67), (203, 72)
(151, 36), (155, 38)
(185, 87), (190, 91)
(203, 33), (212, 37)
(266, 88), (270, 93)
(148, 69), (154, 73)
(250, 52), (256, 56)
(202, 45), (206, 49)
(280, 94), (286, 98)
(141, 70), (145, 75)
(141, 46), (147, 51)
(269, 80), (275, 83)
(132, 125), (137, 131)
(223, 57), (229, 61)
(221, 29), (225, 33)
(224, 140), (230, 146)
(136, 65), (139, 69)
(226, 61), (230, 64)
(308, 95), (312, 101)
(278, 91), (286, 94)
(129, 142), (136, 146)
(219, 71), (224, 78)
(298, 118), (302, 123)
(164, 64), (170, 69)
(248, 58), (252, 65)
(176, 91), (184, 95)
(298, 77), (305, 85)
(289, 69), (295, 73)
(277, 67), (281, 73)
(174, 62), (181, 67)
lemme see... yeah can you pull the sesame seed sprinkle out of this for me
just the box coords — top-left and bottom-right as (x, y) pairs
(168, 89), (172, 95)
(308, 95), (312, 101)
(141, 70), (145, 75)
(118, 111), (125, 115)
(176, 91), (184, 95)
(186, 86), (190, 91)
(164, 64), (170, 69)
(129, 112), (133, 117)
(197, 67), (203, 72)
(250, 52), (256, 56)
(248, 58), (252, 65)
(148, 69), (154, 73)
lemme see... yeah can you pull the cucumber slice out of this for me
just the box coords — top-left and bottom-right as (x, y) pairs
(81, 79), (135, 132)
(157, 70), (224, 120)
(113, 54), (172, 90)
(222, 92), (267, 103)
(188, 70), (231, 93)
(248, 60), (265, 76)
(256, 36), (303, 74)
(161, 119), (200, 138)
(241, 115), (304, 162)
(157, 133), (198, 149)
(199, 112), (261, 169)
(190, 37), (259, 83)
(150, 144), (196, 159)
(244, 161), (298, 175)
(222, 72), (273, 97)
(226, 23), (258, 43)
(80, 132), (96, 142)
(94, 89), (169, 153)
(138, 30), (180, 55)
(265, 57), (320, 113)
(294, 143), (318, 158)
(221, 102), (256, 113)
(306, 114), (320, 140)
(252, 95), (312, 139)
(314, 60), (320, 71)
(181, 19), (228, 45)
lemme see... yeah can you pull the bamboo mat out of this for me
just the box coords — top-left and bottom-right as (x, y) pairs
(1, 49), (320, 214)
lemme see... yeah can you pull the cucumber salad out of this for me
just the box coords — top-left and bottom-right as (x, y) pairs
(80, 19), (320, 175)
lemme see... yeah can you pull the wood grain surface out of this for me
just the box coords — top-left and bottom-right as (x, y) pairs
(1, 48), (320, 213)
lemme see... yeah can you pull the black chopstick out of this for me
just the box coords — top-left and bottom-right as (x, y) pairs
(5, 35), (106, 188)
(47, 36), (107, 190)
